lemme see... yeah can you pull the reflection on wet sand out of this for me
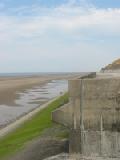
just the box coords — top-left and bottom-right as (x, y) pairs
(0, 80), (68, 128)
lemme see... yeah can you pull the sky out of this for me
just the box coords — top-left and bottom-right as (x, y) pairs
(0, 0), (120, 72)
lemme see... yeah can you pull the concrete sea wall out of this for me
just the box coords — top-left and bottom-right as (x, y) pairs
(53, 78), (120, 130)
(52, 77), (120, 158)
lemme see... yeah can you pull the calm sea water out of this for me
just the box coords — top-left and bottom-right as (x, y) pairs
(0, 72), (77, 77)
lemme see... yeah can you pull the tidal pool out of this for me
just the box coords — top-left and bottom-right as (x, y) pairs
(0, 80), (68, 128)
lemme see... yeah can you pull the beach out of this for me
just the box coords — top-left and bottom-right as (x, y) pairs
(0, 73), (81, 128)
(0, 73), (78, 105)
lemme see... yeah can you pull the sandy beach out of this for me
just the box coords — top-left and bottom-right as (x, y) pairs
(0, 73), (82, 128)
(0, 73), (80, 106)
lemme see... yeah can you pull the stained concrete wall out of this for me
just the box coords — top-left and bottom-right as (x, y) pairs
(76, 131), (120, 158)
(52, 103), (72, 127)
(52, 77), (120, 157)
(52, 78), (120, 131)
(82, 78), (120, 131)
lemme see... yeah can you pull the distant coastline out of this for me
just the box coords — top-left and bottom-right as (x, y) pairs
(0, 72), (85, 78)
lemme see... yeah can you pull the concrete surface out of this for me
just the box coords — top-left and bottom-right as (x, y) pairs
(52, 74), (120, 158)
(44, 153), (120, 160)
(53, 78), (120, 130)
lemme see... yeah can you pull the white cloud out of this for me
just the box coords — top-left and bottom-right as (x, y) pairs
(0, 4), (120, 41)
(0, 1), (120, 72)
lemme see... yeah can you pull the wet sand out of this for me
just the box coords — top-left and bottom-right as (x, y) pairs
(0, 73), (78, 106)
(0, 73), (82, 128)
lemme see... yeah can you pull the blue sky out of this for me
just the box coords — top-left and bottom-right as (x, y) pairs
(0, 0), (120, 72)
(0, 0), (120, 8)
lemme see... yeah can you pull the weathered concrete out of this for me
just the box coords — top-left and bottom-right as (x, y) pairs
(52, 103), (72, 127)
(69, 129), (81, 154)
(45, 153), (120, 160)
(96, 72), (120, 78)
(53, 78), (120, 130)
(52, 76), (120, 158)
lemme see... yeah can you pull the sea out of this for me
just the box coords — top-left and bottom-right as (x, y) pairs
(0, 72), (77, 77)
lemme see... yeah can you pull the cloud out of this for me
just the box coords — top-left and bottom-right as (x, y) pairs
(0, 1), (120, 72)
(0, 3), (120, 41)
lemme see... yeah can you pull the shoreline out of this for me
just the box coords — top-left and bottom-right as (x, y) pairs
(0, 101), (49, 130)
(0, 73), (81, 107)
(0, 95), (62, 139)
(0, 94), (69, 160)
(0, 74), (72, 106)
(0, 73), (82, 137)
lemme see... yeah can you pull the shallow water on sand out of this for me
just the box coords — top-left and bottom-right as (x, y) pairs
(0, 80), (68, 128)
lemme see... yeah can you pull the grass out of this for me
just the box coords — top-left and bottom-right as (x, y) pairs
(0, 93), (69, 159)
